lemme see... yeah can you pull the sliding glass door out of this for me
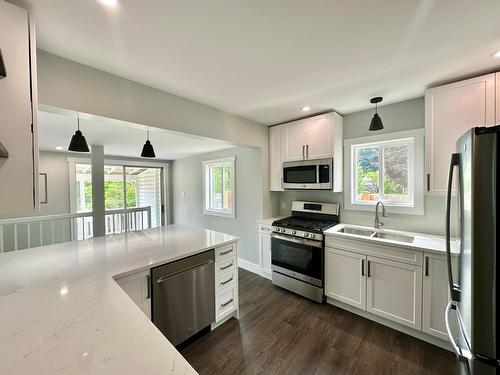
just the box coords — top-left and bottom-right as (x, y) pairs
(73, 163), (164, 239)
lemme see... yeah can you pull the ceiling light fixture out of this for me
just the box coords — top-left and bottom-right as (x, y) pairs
(301, 106), (311, 112)
(68, 117), (90, 152)
(141, 129), (156, 158)
(369, 97), (384, 131)
(99, 0), (118, 7)
(492, 50), (500, 58)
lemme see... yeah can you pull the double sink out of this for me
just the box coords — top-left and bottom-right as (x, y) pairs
(338, 226), (415, 244)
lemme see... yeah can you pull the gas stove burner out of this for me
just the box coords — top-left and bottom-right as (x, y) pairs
(272, 216), (338, 234)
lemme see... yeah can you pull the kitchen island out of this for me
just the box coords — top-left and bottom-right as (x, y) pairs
(0, 224), (239, 375)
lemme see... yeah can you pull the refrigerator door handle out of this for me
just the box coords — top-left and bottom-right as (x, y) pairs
(445, 300), (472, 362)
(446, 153), (461, 302)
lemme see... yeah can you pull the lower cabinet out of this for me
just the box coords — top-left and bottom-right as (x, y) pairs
(422, 253), (457, 340)
(214, 241), (239, 323)
(366, 256), (422, 330)
(325, 247), (366, 310)
(115, 269), (151, 319)
(259, 224), (273, 280)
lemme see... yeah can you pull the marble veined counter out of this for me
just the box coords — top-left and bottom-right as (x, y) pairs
(0, 224), (239, 375)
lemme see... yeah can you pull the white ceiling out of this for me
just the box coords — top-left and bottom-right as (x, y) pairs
(38, 110), (235, 159)
(25, 0), (500, 124)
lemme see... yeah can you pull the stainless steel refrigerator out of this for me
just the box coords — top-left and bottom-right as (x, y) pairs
(445, 125), (500, 375)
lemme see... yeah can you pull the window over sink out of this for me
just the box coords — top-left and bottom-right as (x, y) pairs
(203, 156), (235, 218)
(344, 129), (424, 215)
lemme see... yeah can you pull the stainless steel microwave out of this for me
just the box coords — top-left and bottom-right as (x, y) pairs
(282, 158), (333, 190)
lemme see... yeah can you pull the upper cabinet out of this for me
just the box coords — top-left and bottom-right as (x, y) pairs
(269, 112), (343, 192)
(425, 73), (496, 194)
(0, 2), (39, 217)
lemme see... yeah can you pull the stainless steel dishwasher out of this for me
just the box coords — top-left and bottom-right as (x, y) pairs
(151, 249), (215, 346)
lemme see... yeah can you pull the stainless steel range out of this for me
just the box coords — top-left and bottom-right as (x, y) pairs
(271, 201), (339, 303)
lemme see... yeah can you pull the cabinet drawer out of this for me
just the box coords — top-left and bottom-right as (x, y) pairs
(215, 242), (236, 260)
(216, 268), (237, 291)
(215, 256), (236, 277)
(216, 283), (238, 322)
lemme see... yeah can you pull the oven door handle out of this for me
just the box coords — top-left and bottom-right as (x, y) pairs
(271, 233), (323, 248)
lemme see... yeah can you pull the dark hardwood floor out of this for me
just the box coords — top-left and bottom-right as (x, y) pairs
(181, 269), (458, 375)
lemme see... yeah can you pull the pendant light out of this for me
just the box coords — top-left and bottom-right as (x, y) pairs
(141, 129), (156, 158)
(369, 97), (384, 131)
(68, 117), (90, 152)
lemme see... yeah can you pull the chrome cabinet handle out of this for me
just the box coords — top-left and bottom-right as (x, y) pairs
(302, 145), (305, 159)
(220, 276), (234, 285)
(427, 173), (430, 191)
(220, 261), (233, 271)
(306, 144), (309, 159)
(425, 256), (429, 277)
(220, 298), (234, 308)
(146, 274), (151, 299)
(361, 259), (365, 276)
(367, 260), (371, 277)
(220, 248), (233, 256)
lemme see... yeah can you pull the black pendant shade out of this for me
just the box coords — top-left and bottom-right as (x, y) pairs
(68, 118), (90, 152)
(369, 97), (384, 131)
(141, 130), (156, 158)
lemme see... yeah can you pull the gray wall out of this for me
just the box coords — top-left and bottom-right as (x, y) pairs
(279, 97), (449, 236)
(38, 151), (71, 215)
(172, 147), (262, 264)
(37, 50), (277, 219)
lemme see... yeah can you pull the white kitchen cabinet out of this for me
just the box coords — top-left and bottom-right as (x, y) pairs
(425, 73), (496, 193)
(214, 241), (238, 323)
(258, 223), (273, 279)
(283, 112), (342, 162)
(366, 256), (422, 330)
(422, 253), (458, 340)
(115, 269), (151, 319)
(0, 2), (39, 218)
(496, 73), (500, 125)
(269, 125), (284, 191)
(325, 247), (366, 310)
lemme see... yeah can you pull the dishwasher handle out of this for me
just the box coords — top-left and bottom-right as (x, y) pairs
(155, 259), (214, 284)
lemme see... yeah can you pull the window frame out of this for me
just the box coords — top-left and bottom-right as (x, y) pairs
(344, 129), (424, 215)
(203, 156), (235, 219)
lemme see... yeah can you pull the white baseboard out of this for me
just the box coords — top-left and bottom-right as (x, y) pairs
(237, 258), (262, 276)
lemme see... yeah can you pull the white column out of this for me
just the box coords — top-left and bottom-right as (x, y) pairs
(91, 145), (105, 237)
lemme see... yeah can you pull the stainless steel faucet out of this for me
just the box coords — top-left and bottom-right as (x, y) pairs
(374, 201), (387, 229)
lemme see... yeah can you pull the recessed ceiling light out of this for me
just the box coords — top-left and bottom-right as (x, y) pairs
(301, 106), (311, 112)
(55, 146), (64, 150)
(60, 287), (68, 295)
(99, 0), (118, 7)
(492, 50), (500, 58)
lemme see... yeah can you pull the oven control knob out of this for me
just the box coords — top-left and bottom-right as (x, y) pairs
(310, 234), (315, 239)
(281, 228), (286, 233)
(291, 230), (296, 235)
(303, 233), (309, 238)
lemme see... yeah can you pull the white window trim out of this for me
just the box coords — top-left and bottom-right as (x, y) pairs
(203, 156), (236, 219)
(343, 129), (424, 215)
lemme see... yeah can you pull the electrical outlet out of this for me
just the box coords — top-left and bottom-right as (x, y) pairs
(281, 200), (286, 210)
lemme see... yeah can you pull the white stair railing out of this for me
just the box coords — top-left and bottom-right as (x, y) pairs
(0, 206), (152, 253)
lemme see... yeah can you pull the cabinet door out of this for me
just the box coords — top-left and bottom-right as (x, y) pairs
(283, 119), (308, 161)
(325, 247), (366, 310)
(422, 253), (458, 340)
(496, 73), (500, 125)
(269, 125), (284, 191)
(0, 2), (38, 217)
(425, 73), (495, 193)
(115, 270), (151, 319)
(259, 231), (272, 280)
(366, 256), (422, 330)
(305, 113), (334, 160)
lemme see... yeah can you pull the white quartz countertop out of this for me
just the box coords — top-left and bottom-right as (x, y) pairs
(325, 223), (460, 254)
(0, 224), (239, 375)
(256, 216), (283, 226)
